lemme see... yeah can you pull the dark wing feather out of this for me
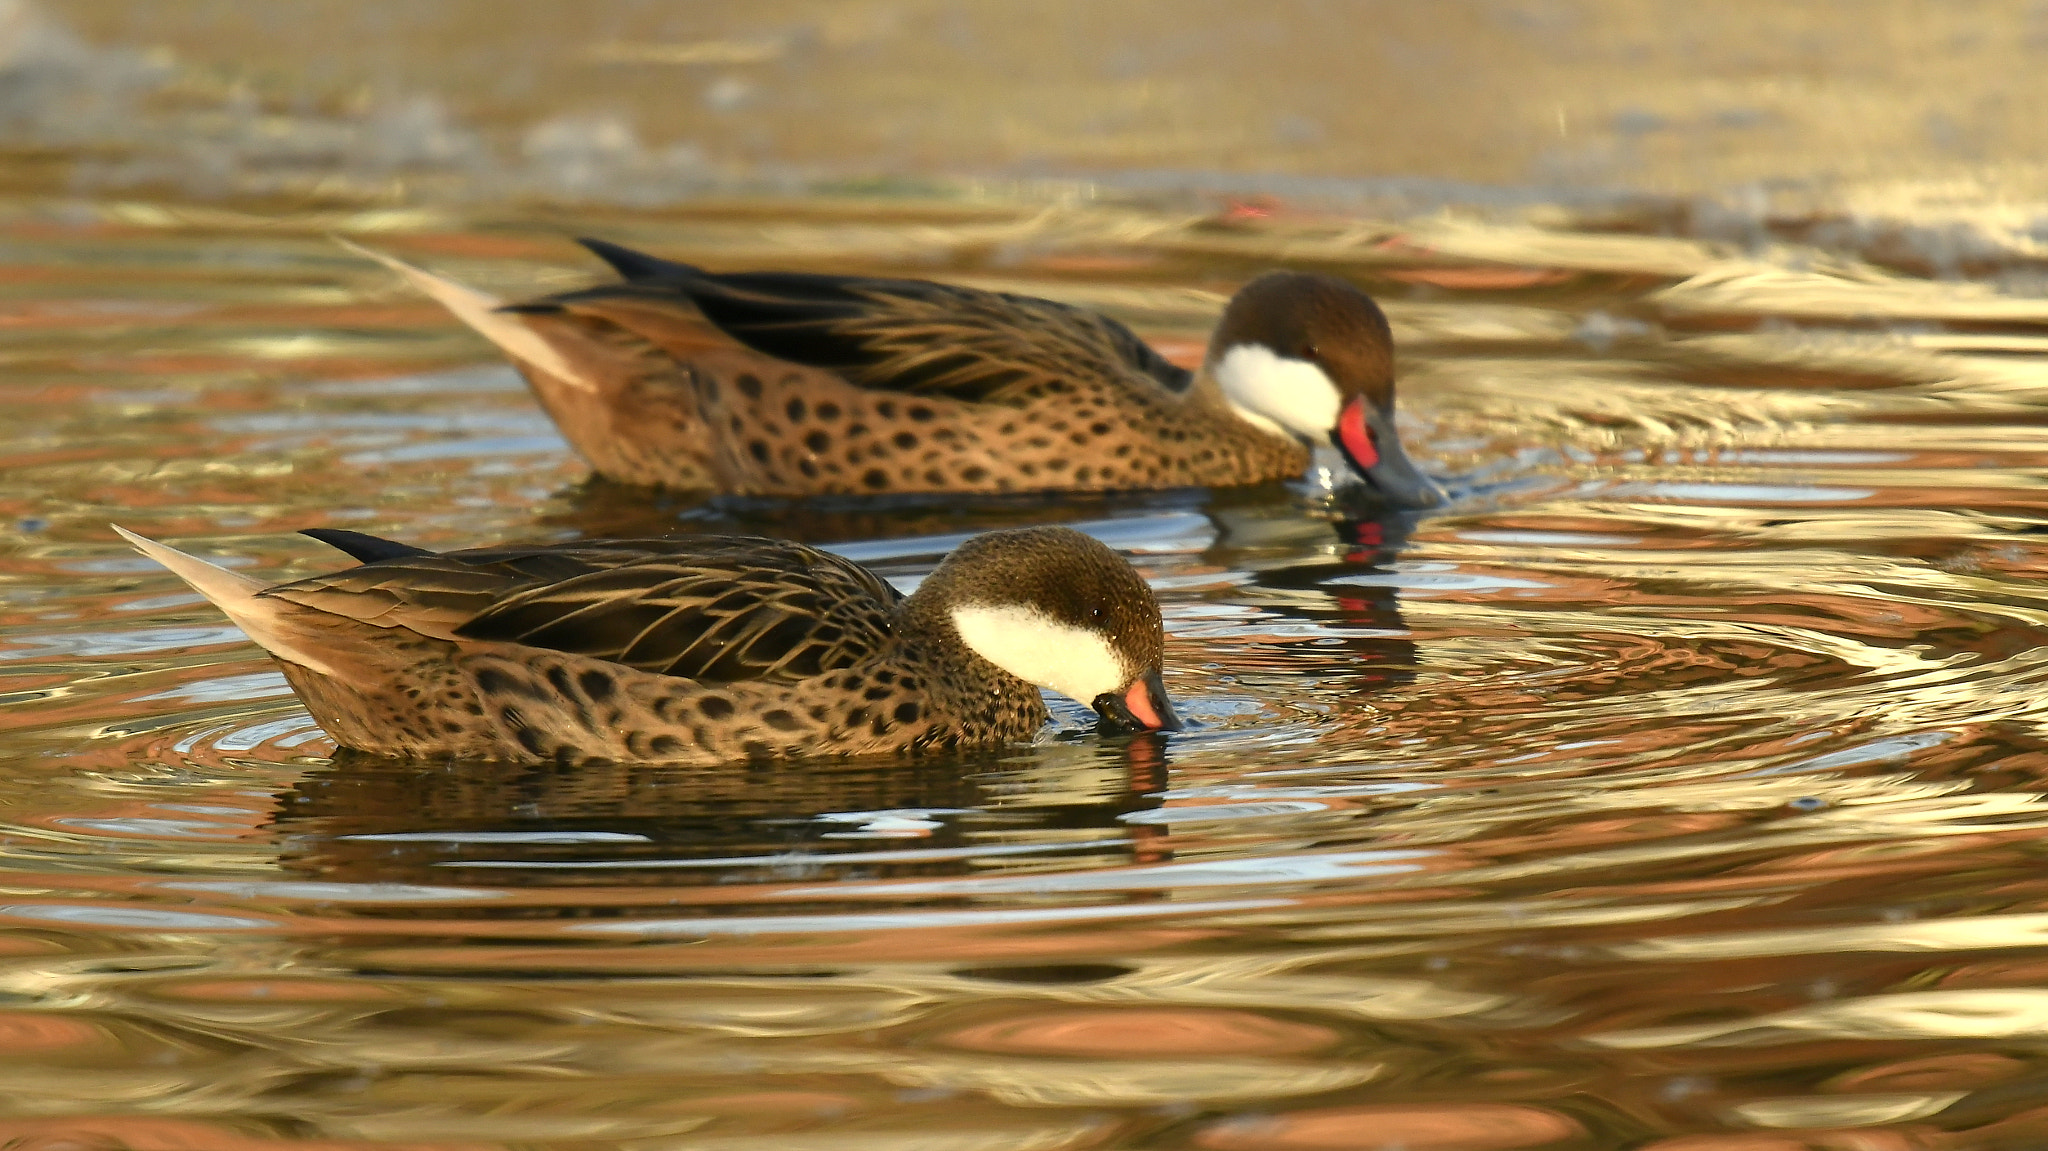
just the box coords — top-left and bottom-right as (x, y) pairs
(557, 238), (1192, 405)
(263, 536), (901, 684)
(581, 238), (699, 282)
(300, 528), (435, 564)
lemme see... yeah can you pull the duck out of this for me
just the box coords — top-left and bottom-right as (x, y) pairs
(344, 239), (1445, 507)
(115, 523), (1180, 767)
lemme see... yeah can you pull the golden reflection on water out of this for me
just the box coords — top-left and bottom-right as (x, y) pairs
(8, 21), (2048, 1150)
(8, 203), (2048, 1148)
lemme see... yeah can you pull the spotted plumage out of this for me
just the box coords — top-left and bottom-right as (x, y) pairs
(345, 239), (1444, 507)
(116, 524), (1179, 767)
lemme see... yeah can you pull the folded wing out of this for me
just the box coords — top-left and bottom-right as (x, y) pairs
(534, 238), (1194, 406)
(265, 535), (901, 684)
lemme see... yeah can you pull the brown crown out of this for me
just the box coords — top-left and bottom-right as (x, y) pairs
(1209, 271), (1397, 407)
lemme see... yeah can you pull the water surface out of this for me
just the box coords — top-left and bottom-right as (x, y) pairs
(4, 195), (2048, 1149)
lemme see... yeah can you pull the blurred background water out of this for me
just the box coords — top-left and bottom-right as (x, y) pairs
(8, 2), (2048, 1149)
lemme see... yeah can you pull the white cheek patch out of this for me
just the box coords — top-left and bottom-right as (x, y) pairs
(1213, 343), (1342, 445)
(951, 604), (1127, 706)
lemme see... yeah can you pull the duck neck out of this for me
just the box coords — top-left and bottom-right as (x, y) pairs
(894, 582), (1049, 723)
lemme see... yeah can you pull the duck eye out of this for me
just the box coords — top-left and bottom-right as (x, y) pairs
(1089, 606), (1105, 620)
(1300, 343), (1320, 361)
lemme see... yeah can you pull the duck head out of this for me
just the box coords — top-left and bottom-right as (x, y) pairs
(1207, 271), (1445, 509)
(923, 527), (1181, 734)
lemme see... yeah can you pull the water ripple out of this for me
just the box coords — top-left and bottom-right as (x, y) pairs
(6, 165), (2048, 1146)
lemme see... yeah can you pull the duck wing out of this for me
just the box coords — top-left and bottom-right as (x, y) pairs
(265, 534), (901, 684)
(537, 238), (1194, 405)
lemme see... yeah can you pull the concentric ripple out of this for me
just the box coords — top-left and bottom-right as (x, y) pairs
(5, 194), (2048, 1149)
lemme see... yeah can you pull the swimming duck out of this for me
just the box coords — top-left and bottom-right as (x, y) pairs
(115, 524), (1180, 767)
(346, 240), (1444, 507)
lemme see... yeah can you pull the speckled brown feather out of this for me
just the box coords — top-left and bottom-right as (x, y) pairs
(135, 526), (1164, 767)
(490, 300), (723, 489)
(451, 245), (1357, 495)
(511, 291), (1305, 495)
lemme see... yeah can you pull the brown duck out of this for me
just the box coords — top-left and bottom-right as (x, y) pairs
(116, 524), (1179, 767)
(346, 239), (1444, 507)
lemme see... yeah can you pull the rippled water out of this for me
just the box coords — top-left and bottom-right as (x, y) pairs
(11, 193), (2048, 1148)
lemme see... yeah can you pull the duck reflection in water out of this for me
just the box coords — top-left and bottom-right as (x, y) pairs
(541, 470), (1236, 549)
(269, 734), (1173, 896)
(1202, 493), (1427, 698)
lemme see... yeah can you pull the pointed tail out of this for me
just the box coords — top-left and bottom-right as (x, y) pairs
(113, 526), (338, 676)
(334, 237), (595, 392)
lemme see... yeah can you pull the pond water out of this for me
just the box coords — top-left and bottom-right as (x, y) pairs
(10, 5), (2048, 1150)
(5, 195), (2048, 1150)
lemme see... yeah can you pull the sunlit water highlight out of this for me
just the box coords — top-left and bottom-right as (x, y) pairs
(10, 112), (2048, 1151)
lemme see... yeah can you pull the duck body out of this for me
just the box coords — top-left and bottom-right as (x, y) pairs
(117, 525), (1177, 768)
(353, 240), (1443, 507)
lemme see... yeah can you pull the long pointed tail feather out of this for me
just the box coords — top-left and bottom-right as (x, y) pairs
(333, 237), (594, 391)
(113, 526), (338, 676)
